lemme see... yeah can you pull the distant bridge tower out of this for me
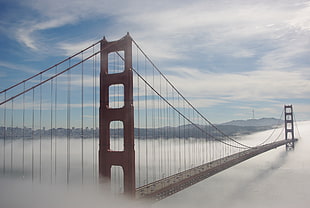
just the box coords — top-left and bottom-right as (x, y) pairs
(284, 105), (295, 149)
(99, 33), (135, 197)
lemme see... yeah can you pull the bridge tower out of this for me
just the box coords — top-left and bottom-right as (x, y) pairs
(284, 105), (295, 149)
(99, 33), (135, 197)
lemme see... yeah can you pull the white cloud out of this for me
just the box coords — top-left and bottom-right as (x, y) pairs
(258, 35), (310, 70)
(1, 0), (310, 121)
(5, 0), (309, 66)
(165, 66), (310, 102)
(231, 49), (256, 58)
(286, 1), (310, 31)
(57, 39), (100, 57)
(0, 61), (39, 74)
(293, 103), (310, 121)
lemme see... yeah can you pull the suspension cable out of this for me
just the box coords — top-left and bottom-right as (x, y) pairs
(257, 110), (284, 146)
(3, 92), (6, 175)
(273, 125), (285, 142)
(131, 39), (252, 149)
(0, 40), (101, 95)
(116, 49), (250, 150)
(66, 58), (71, 184)
(81, 52), (84, 184)
(50, 77), (54, 184)
(54, 66), (58, 183)
(22, 82), (25, 178)
(132, 67), (248, 149)
(39, 74), (42, 183)
(0, 40), (120, 106)
(293, 113), (302, 139)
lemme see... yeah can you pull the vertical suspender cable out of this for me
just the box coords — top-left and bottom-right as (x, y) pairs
(164, 77), (167, 176)
(197, 117), (200, 164)
(164, 81), (168, 176)
(192, 108), (194, 167)
(94, 49), (98, 183)
(157, 79), (161, 180)
(196, 114), (198, 164)
(50, 79), (53, 183)
(178, 95), (181, 172)
(67, 59), (71, 184)
(200, 117), (203, 163)
(207, 125), (210, 163)
(22, 82), (25, 177)
(195, 111), (198, 165)
(81, 52), (84, 184)
(159, 75), (163, 178)
(192, 109), (195, 167)
(191, 109), (194, 167)
(54, 66), (57, 183)
(187, 103), (190, 168)
(31, 89), (34, 181)
(173, 88), (177, 174)
(167, 81), (171, 176)
(150, 66), (153, 181)
(212, 126), (215, 161)
(10, 99), (14, 175)
(39, 74), (42, 183)
(3, 92), (6, 175)
(183, 99), (186, 171)
(136, 47), (141, 187)
(172, 88), (175, 174)
(293, 113), (301, 139)
(144, 57), (148, 185)
(204, 121), (207, 163)
(210, 125), (212, 161)
(152, 66), (155, 181)
(94, 48), (100, 182)
(166, 80), (170, 176)
(92, 47), (96, 183)
(161, 75), (165, 178)
(198, 117), (200, 164)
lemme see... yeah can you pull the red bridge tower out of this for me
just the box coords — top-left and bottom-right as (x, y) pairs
(99, 33), (135, 197)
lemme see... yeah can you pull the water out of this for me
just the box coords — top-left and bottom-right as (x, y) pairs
(154, 121), (310, 208)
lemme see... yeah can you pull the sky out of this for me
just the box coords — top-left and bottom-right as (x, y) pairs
(0, 0), (310, 123)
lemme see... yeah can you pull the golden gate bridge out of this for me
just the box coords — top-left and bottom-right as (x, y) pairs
(0, 33), (299, 201)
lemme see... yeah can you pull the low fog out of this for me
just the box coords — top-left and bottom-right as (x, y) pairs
(0, 121), (309, 208)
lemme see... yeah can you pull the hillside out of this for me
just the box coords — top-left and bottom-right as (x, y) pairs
(221, 118), (282, 127)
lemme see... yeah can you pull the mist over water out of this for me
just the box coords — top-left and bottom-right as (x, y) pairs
(0, 121), (309, 208)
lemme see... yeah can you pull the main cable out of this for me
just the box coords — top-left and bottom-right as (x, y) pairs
(132, 67), (248, 149)
(117, 50), (249, 150)
(293, 113), (302, 139)
(257, 110), (284, 146)
(131, 39), (252, 149)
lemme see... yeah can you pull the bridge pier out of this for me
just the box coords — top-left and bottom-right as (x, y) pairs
(99, 33), (135, 197)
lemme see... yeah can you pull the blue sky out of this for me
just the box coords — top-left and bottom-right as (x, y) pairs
(0, 0), (310, 123)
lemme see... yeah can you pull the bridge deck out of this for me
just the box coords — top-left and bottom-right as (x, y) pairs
(136, 139), (297, 201)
